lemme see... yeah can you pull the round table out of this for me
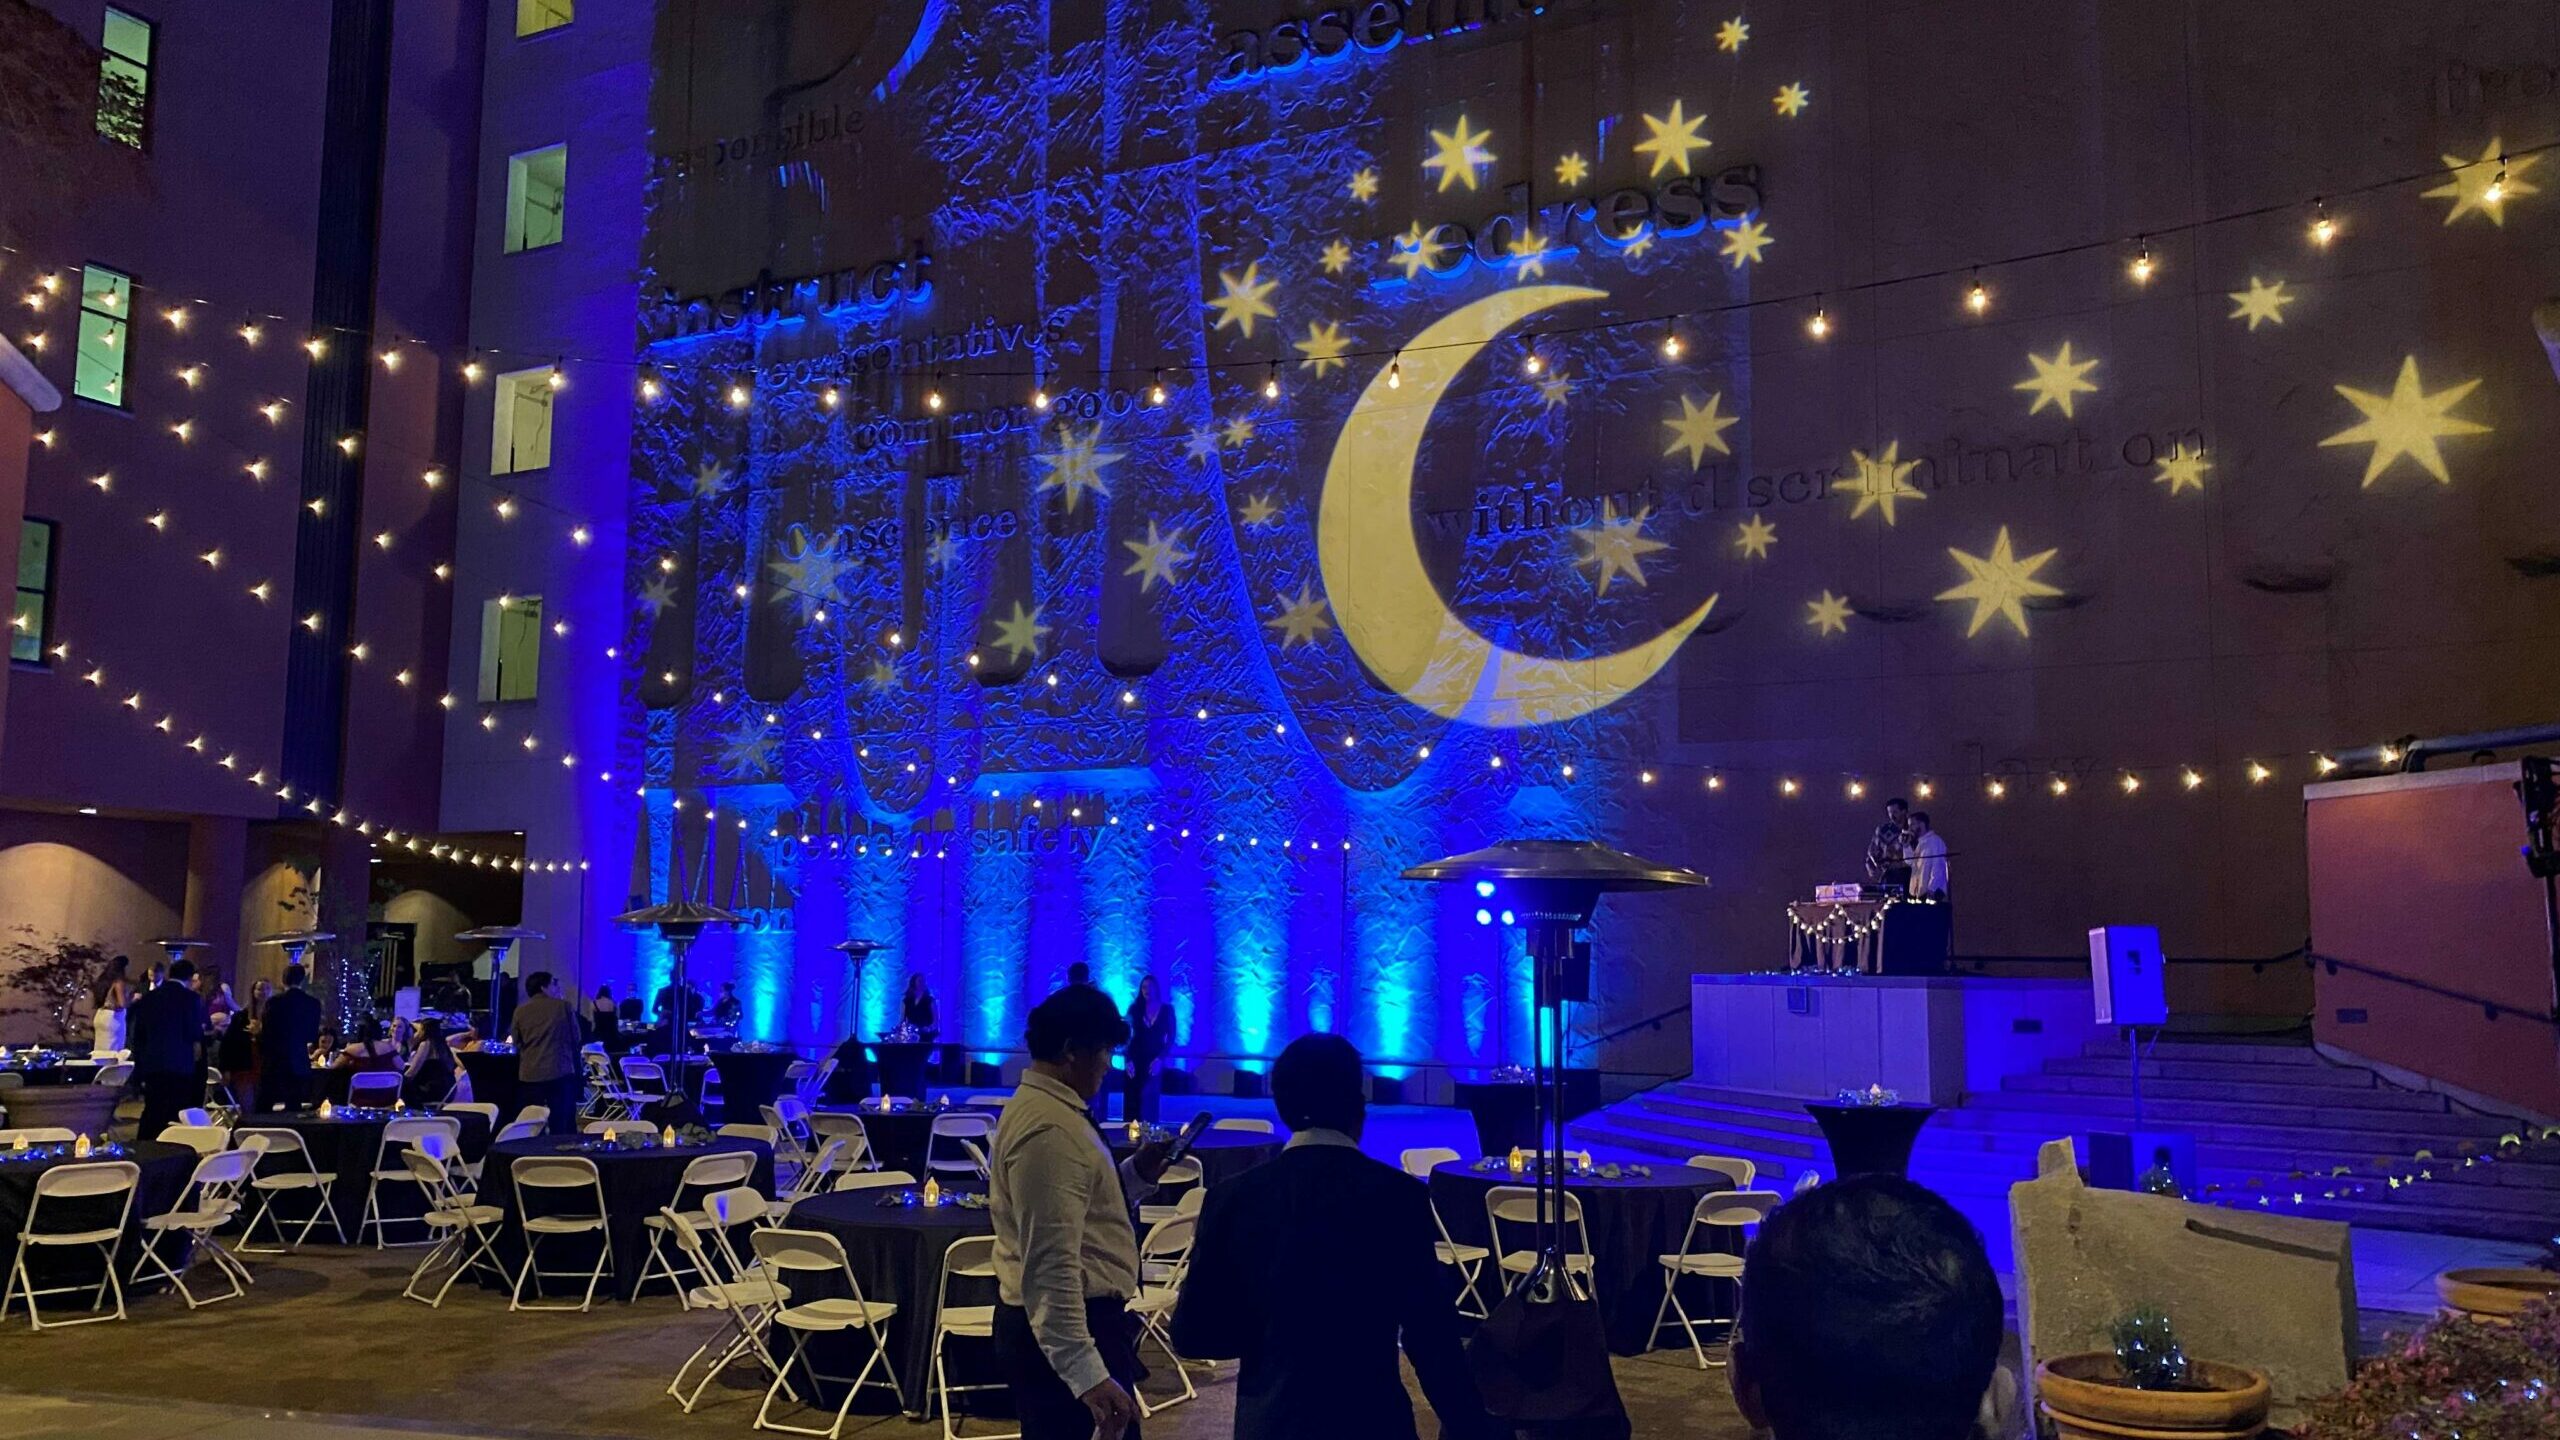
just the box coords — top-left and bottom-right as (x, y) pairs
(1806, 1101), (1937, 1178)
(793, 1187), (1003, 1416)
(1104, 1126), (1279, 1190)
(816, 1103), (1001, 1177)
(1429, 1160), (1733, 1357)
(0, 1139), (193, 1292)
(869, 1042), (941, 1101)
(0, 1059), (104, 1087)
(700, 1050), (796, 1127)
(239, 1107), (495, 1242)
(457, 1049), (521, 1121)
(1452, 1079), (1540, 1155)
(478, 1134), (773, 1302)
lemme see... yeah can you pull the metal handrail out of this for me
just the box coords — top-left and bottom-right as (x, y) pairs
(2306, 950), (2560, 1027)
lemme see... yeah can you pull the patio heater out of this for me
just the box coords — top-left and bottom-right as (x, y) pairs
(612, 897), (741, 1061)
(455, 925), (547, 1043)
(833, 939), (889, 1038)
(145, 936), (210, 975)
(1405, 839), (1704, 1427)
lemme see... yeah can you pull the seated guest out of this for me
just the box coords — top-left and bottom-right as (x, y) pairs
(1731, 1175), (2003, 1440)
(336, 1014), (401, 1073)
(1865, 797), (1912, 892)
(1173, 1033), (1493, 1440)
(404, 1018), (457, 1105)
(1906, 811), (1950, 899)
(709, 981), (742, 1029)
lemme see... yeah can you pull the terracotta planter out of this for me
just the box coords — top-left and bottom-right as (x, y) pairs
(0, 1081), (118, 1138)
(2435, 1267), (2560, 1324)
(2036, 1353), (2270, 1440)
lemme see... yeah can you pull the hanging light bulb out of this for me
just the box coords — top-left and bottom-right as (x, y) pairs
(638, 369), (662, 402)
(2180, 767), (2204, 791)
(2119, 772), (2141, 793)
(2486, 156), (2510, 205)
(925, 374), (945, 412)
(726, 381), (750, 409)
(1987, 778), (2008, 799)
(304, 336), (328, 359)
(547, 360), (566, 390)
(1387, 359), (1403, 390)
(2309, 199), (2336, 247)
(1148, 369), (1168, 405)
(1262, 361), (1281, 399)
(1807, 306), (1831, 339)
(1521, 342), (1544, 376)
(1965, 275), (1989, 314)
(1660, 322), (1685, 359)
(377, 347), (401, 371)
(238, 320), (263, 345)
(462, 356), (485, 383)
(2129, 242), (2155, 283)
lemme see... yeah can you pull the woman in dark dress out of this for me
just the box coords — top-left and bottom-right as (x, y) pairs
(403, 1018), (457, 1105)
(588, 986), (622, 1053)
(1122, 976), (1172, 1122)
(900, 974), (937, 1036)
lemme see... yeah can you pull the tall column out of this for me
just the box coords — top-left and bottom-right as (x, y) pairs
(183, 816), (247, 983)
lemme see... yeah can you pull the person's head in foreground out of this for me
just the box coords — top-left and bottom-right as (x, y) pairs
(1269, 1031), (1366, 1141)
(1733, 1174), (2001, 1440)
(1024, 983), (1129, 1099)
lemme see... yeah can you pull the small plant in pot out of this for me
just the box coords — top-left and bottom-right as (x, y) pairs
(2037, 1306), (2272, 1439)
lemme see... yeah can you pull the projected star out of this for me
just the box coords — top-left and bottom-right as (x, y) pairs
(2424, 140), (2538, 226)
(1574, 501), (1668, 595)
(1937, 528), (2063, 638)
(1347, 167), (1380, 203)
(2227, 276), (2294, 331)
(1535, 372), (1576, 410)
(1221, 415), (1257, 449)
(1423, 114), (1496, 193)
(2151, 443), (2212, 494)
(767, 530), (856, 620)
(1555, 153), (1590, 187)
(1505, 228), (1551, 279)
(1033, 423), (1126, 513)
(1774, 83), (1810, 117)
(638, 576), (678, 619)
(691, 461), (733, 499)
(1806, 590), (1852, 635)
(2014, 342), (2100, 419)
(2319, 356), (2490, 487)
(717, 720), (779, 775)
(1120, 521), (1193, 594)
(1622, 226), (1657, 258)
(863, 658), (902, 693)
(1715, 17), (1748, 51)
(1735, 514), (1777, 559)
(1719, 218), (1773, 268)
(1207, 261), (1280, 338)
(1237, 492), (1281, 529)
(1663, 393), (1739, 469)
(1844, 443), (1925, 524)
(990, 601), (1049, 663)
(1265, 583), (1334, 648)
(1296, 320), (1351, 375)
(1387, 222), (1448, 281)
(1634, 100), (1711, 178)
(1319, 239), (1354, 275)
(1184, 426), (1222, 463)
(926, 531), (958, 570)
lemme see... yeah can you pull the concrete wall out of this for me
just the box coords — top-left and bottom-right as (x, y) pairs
(0, 808), (188, 1045)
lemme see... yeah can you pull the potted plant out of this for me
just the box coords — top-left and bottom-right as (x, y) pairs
(2296, 1294), (2559, 1439)
(2435, 1268), (2560, 1325)
(2037, 1307), (2272, 1439)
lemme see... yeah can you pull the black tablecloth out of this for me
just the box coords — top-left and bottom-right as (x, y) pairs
(792, 1188), (1003, 1415)
(700, 1050), (796, 1127)
(0, 1140), (193, 1289)
(1453, 1081), (1540, 1155)
(0, 1061), (103, 1088)
(1429, 1161), (1731, 1356)
(1806, 1102), (1937, 1178)
(457, 1050), (521, 1121)
(240, 1108), (494, 1242)
(869, 1043), (940, 1101)
(815, 1104), (1003, 1177)
(1104, 1127), (1279, 1190)
(478, 1134), (774, 1302)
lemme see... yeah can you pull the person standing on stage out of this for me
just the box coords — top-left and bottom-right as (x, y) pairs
(1906, 811), (1949, 899)
(902, 974), (939, 1036)
(989, 985), (1171, 1440)
(1866, 797), (1912, 892)
(1121, 977), (1171, 1123)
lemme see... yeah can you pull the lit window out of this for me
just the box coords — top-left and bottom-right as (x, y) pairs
(13, 521), (57, 665)
(515, 0), (571, 37)
(504, 144), (567, 253)
(74, 265), (132, 408)
(491, 367), (554, 473)
(478, 595), (542, 702)
(96, 8), (154, 149)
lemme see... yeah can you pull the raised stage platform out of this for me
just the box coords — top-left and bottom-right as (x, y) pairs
(1687, 971), (2104, 1106)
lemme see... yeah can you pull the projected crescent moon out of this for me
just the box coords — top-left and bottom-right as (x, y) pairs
(1317, 285), (1718, 729)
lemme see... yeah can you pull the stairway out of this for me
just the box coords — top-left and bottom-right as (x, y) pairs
(1567, 1035), (2560, 1244)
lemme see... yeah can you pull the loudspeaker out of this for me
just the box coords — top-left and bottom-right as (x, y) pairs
(2087, 925), (2169, 1026)
(2086, 1129), (2198, 1196)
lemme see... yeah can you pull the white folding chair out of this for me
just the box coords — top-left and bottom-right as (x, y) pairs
(1401, 1147), (1490, 1317)
(663, 1204), (794, 1412)
(492, 1118), (545, 1146)
(1211, 1117), (1273, 1133)
(769, 1096), (817, 1170)
(362, 1115), (462, 1247)
(1685, 1155), (1757, 1189)
(583, 1051), (624, 1119)
(829, 1169), (916, 1194)
(1126, 1214), (1198, 1414)
(509, 1155), (613, 1311)
(399, 1148), (507, 1308)
(619, 1057), (671, 1117)
(751, 1226), (906, 1436)
(1652, 1189), (1782, 1367)
(239, 1127), (347, 1251)
(923, 1113), (993, 1180)
(3, 1160), (139, 1329)
(781, 1060), (814, 1101)
(797, 1058), (837, 1105)
(176, 1106), (213, 1127)
(1136, 1158), (1203, 1228)
(92, 1062), (134, 1088)
(159, 1123), (229, 1157)
(769, 1138), (853, 1223)
(807, 1112), (873, 1170)
(929, 1234), (1015, 1440)
(638, 1149), (759, 1302)
(201, 1070), (240, 1127)
(717, 1123), (779, 1145)
(1792, 1168), (1823, 1194)
(584, 1119), (657, 1139)
(0, 1127), (77, 1145)
(346, 1071), (402, 1107)
(512, 1104), (552, 1132)
(134, 1149), (256, 1307)
(699, 1063), (725, 1118)
(1485, 1185), (1595, 1301)
(442, 1102), (500, 1181)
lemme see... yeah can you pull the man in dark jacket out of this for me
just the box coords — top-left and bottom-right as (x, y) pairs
(1172, 1033), (1493, 1440)
(258, 964), (325, 1111)
(126, 957), (207, 1140)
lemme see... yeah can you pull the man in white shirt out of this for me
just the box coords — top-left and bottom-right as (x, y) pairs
(990, 985), (1171, 1439)
(1906, 811), (1950, 899)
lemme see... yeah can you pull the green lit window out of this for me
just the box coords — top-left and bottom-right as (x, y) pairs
(492, 366), (555, 474)
(97, 8), (154, 149)
(504, 144), (567, 253)
(478, 595), (542, 702)
(74, 265), (132, 408)
(14, 521), (57, 665)
(516, 0), (571, 38)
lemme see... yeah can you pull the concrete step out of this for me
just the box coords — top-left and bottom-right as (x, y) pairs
(1931, 1106), (2516, 1155)
(1576, 1106), (1825, 1162)
(1954, 1089), (2512, 1137)
(1639, 1091), (1826, 1136)
(2000, 1071), (2452, 1113)
(2078, 1036), (2323, 1064)
(2042, 1056), (2379, 1088)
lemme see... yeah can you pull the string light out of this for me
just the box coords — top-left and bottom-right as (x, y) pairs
(1914, 780), (1934, 799)
(1521, 342), (1544, 376)
(2129, 241), (2155, 283)
(1386, 359), (1402, 390)
(1844, 779), (1863, 799)
(462, 357), (484, 383)
(1965, 275), (1989, 314)
(304, 336), (326, 359)
(1031, 383), (1050, 411)
(726, 381), (750, 410)
(2049, 775), (2070, 796)
(1987, 778), (2007, 799)
(821, 385), (840, 409)
(1806, 305), (1831, 339)
(925, 374), (945, 412)
(2314, 754), (2340, 775)
(1660, 322), (1685, 359)
(2119, 772), (2140, 793)
(377, 347), (400, 371)
(546, 360), (566, 391)
(1148, 370), (1167, 405)
(2485, 156), (2510, 205)
(2309, 198), (2337, 247)
(244, 459), (268, 480)
(2181, 768), (2203, 791)
(1705, 773), (1723, 791)
(1263, 362), (1281, 399)
(237, 320), (261, 345)
(259, 400), (284, 423)
(162, 306), (187, 329)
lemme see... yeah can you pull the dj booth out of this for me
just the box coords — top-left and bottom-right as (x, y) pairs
(1785, 893), (1951, 974)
